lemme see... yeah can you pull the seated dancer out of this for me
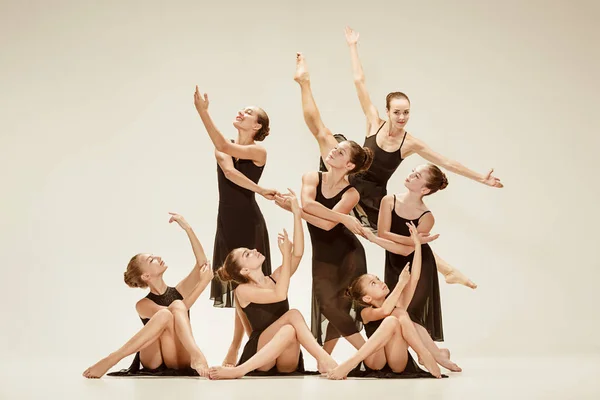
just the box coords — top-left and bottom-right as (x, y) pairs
(209, 190), (338, 379)
(82, 213), (213, 379)
(327, 222), (443, 379)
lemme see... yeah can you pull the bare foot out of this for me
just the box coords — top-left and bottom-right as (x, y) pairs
(420, 348), (461, 373)
(208, 366), (244, 380)
(317, 357), (338, 374)
(82, 355), (117, 379)
(293, 52), (310, 84)
(445, 269), (477, 289)
(421, 354), (442, 379)
(326, 365), (350, 380)
(191, 356), (210, 378)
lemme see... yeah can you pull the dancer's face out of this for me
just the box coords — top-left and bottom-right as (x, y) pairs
(233, 106), (262, 133)
(138, 253), (168, 283)
(403, 165), (432, 195)
(360, 274), (389, 303)
(386, 98), (410, 128)
(235, 247), (265, 275)
(325, 141), (355, 172)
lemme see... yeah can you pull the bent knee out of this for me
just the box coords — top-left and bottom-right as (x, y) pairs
(382, 316), (402, 329)
(167, 299), (187, 313)
(278, 324), (297, 343)
(153, 308), (174, 324)
(286, 309), (303, 320)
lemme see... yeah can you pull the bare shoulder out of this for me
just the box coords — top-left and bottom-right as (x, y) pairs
(302, 171), (319, 183)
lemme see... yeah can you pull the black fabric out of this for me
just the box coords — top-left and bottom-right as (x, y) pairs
(383, 196), (443, 341)
(210, 152), (272, 308)
(307, 172), (367, 345)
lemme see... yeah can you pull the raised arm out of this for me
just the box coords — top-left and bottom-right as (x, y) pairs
(166, 213), (214, 306)
(194, 87), (267, 165)
(344, 26), (382, 132)
(361, 264), (412, 324)
(300, 172), (363, 235)
(397, 223), (423, 309)
(406, 136), (503, 188)
(215, 149), (279, 200)
(236, 230), (293, 305)
(361, 227), (414, 256)
(271, 189), (304, 281)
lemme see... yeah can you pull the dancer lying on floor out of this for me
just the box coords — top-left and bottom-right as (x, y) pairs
(83, 213), (213, 378)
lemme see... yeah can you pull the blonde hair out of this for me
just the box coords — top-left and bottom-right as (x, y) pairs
(124, 254), (147, 288)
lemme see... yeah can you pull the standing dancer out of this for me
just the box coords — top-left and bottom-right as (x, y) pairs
(284, 65), (375, 354)
(209, 190), (338, 378)
(194, 87), (276, 366)
(83, 213), (213, 379)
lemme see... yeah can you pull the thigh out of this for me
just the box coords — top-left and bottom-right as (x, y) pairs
(159, 320), (190, 369)
(139, 340), (164, 370)
(364, 348), (387, 371)
(384, 333), (409, 373)
(275, 341), (301, 373)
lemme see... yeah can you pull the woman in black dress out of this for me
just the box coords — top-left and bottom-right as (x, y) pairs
(208, 191), (338, 379)
(328, 222), (442, 379)
(342, 27), (504, 289)
(360, 165), (462, 373)
(194, 87), (277, 366)
(83, 213), (213, 379)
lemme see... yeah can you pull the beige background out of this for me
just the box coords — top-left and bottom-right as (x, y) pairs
(1, 0), (598, 369)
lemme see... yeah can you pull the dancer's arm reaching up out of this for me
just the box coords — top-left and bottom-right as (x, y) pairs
(344, 26), (383, 134)
(271, 189), (304, 280)
(236, 230), (293, 304)
(194, 86), (267, 165)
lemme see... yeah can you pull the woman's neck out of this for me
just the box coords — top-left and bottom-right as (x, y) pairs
(147, 278), (168, 295)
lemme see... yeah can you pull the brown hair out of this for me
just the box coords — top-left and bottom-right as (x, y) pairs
(124, 254), (147, 288)
(346, 141), (374, 175)
(344, 274), (371, 308)
(216, 249), (250, 284)
(424, 163), (449, 196)
(385, 92), (411, 109)
(253, 108), (270, 142)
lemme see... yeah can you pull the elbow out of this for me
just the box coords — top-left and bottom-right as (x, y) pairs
(378, 231), (390, 240)
(323, 221), (337, 231)
(353, 76), (365, 84)
(222, 168), (235, 180)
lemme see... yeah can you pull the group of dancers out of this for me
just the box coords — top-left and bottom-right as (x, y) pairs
(83, 27), (502, 381)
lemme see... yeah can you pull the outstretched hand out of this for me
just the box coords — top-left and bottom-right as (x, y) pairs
(194, 86), (209, 112)
(277, 229), (292, 255)
(406, 221), (421, 245)
(199, 261), (213, 280)
(398, 262), (411, 286)
(483, 168), (503, 188)
(260, 188), (280, 200)
(274, 188), (300, 215)
(169, 212), (190, 230)
(344, 26), (359, 45)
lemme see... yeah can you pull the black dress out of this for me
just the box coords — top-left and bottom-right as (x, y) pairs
(237, 276), (317, 376)
(318, 123), (406, 230)
(346, 307), (445, 379)
(210, 155), (272, 308)
(107, 287), (198, 377)
(306, 172), (367, 345)
(384, 195), (443, 341)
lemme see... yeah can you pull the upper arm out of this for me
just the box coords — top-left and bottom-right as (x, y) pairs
(136, 298), (165, 320)
(220, 143), (267, 166)
(300, 172), (319, 207)
(354, 79), (383, 132)
(236, 284), (285, 305)
(331, 188), (360, 215)
(361, 306), (388, 324)
(416, 213), (435, 234)
(376, 195), (395, 236)
(215, 149), (235, 172)
(406, 136), (448, 166)
(316, 130), (342, 167)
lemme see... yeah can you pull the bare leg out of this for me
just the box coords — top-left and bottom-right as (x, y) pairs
(223, 309), (244, 367)
(327, 317), (399, 380)
(434, 253), (477, 289)
(391, 310), (441, 377)
(168, 300), (209, 377)
(82, 309), (173, 379)
(209, 324), (299, 379)
(294, 53), (333, 139)
(412, 322), (462, 372)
